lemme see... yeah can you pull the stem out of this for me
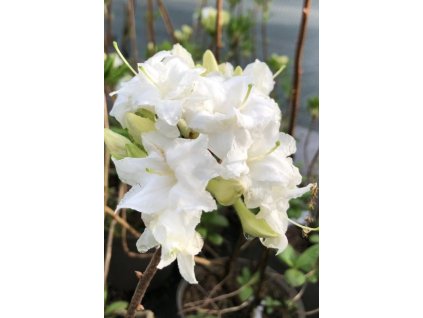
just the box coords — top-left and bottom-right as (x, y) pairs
(104, 95), (110, 207)
(127, 0), (138, 63)
(288, 0), (312, 137)
(215, 0), (223, 62)
(307, 148), (319, 182)
(260, 0), (269, 60)
(303, 117), (315, 169)
(252, 248), (270, 306)
(155, 0), (177, 43)
(105, 0), (113, 52)
(104, 219), (117, 286)
(146, 0), (156, 47)
(126, 247), (162, 318)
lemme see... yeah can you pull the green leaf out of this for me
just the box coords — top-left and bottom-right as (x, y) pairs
(307, 271), (319, 283)
(309, 234), (319, 244)
(239, 286), (253, 301)
(104, 301), (128, 315)
(296, 244), (319, 272)
(207, 233), (224, 245)
(278, 245), (298, 267)
(285, 268), (306, 287)
(197, 227), (207, 238)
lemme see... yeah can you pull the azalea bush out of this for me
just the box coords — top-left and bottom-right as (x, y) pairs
(104, 0), (318, 317)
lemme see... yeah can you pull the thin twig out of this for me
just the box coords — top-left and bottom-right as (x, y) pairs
(291, 283), (307, 303)
(155, 0), (177, 43)
(215, 0), (223, 62)
(126, 247), (162, 318)
(104, 205), (212, 266)
(121, 208), (151, 259)
(146, 0), (156, 47)
(252, 248), (270, 306)
(127, 0), (138, 62)
(200, 300), (251, 315)
(104, 218), (117, 286)
(260, 0), (269, 60)
(105, 0), (113, 52)
(104, 95), (110, 207)
(303, 117), (315, 169)
(307, 148), (319, 182)
(288, 0), (312, 137)
(105, 205), (142, 238)
(305, 307), (319, 316)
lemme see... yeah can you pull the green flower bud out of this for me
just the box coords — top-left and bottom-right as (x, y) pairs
(207, 177), (245, 206)
(233, 65), (243, 76)
(104, 128), (132, 159)
(202, 50), (219, 74)
(125, 112), (155, 142)
(125, 143), (147, 158)
(233, 199), (279, 238)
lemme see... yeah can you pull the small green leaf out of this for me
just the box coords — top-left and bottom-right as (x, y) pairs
(285, 268), (306, 287)
(278, 245), (298, 267)
(197, 227), (207, 238)
(207, 233), (224, 245)
(309, 234), (319, 244)
(104, 301), (128, 315)
(239, 286), (253, 301)
(296, 244), (319, 272)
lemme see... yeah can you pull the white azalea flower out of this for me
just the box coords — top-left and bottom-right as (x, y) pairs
(242, 133), (311, 253)
(110, 44), (203, 128)
(112, 133), (220, 282)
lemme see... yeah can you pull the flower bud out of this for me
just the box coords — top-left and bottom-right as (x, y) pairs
(207, 177), (245, 206)
(233, 199), (279, 238)
(125, 143), (147, 158)
(104, 128), (132, 159)
(125, 112), (155, 142)
(202, 50), (219, 74)
(233, 65), (243, 76)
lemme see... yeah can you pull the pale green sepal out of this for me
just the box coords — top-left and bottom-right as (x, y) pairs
(234, 65), (243, 75)
(104, 128), (132, 159)
(233, 199), (279, 238)
(125, 112), (155, 141)
(202, 50), (219, 74)
(135, 108), (156, 122)
(207, 177), (245, 206)
(125, 143), (147, 158)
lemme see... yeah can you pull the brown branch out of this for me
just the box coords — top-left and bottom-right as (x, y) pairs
(126, 247), (162, 318)
(127, 0), (139, 62)
(105, 205), (141, 238)
(104, 95), (110, 207)
(121, 208), (152, 259)
(215, 0), (223, 62)
(288, 0), (312, 137)
(260, 0), (269, 60)
(105, 0), (113, 52)
(307, 148), (319, 182)
(146, 0), (156, 47)
(155, 0), (177, 43)
(204, 300), (251, 315)
(305, 308), (319, 316)
(252, 248), (270, 306)
(104, 218), (117, 286)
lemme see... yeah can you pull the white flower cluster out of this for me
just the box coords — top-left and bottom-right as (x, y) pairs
(106, 44), (311, 284)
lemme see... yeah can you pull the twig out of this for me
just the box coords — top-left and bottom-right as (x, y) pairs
(155, 0), (177, 43)
(200, 299), (251, 315)
(104, 95), (110, 207)
(126, 247), (162, 318)
(184, 272), (257, 309)
(127, 0), (138, 62)
(121, 208), (152, 259)
(307, 148), (319, 182)
(104, 218), (117, 286)
(104, 205), (212, 266)
(305, 307), (319, 316)
(303, 117), (315, 169)
(288, 0), (312, 137)
(252, 248), (270, 306)
(215, 0), (223, 62)
(260, 0), (269, 60)
(105, 205), (142, 238)
(146, 0), (156, 47)
(105, 0), (113, 52)
(291, 283), (307, 303)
